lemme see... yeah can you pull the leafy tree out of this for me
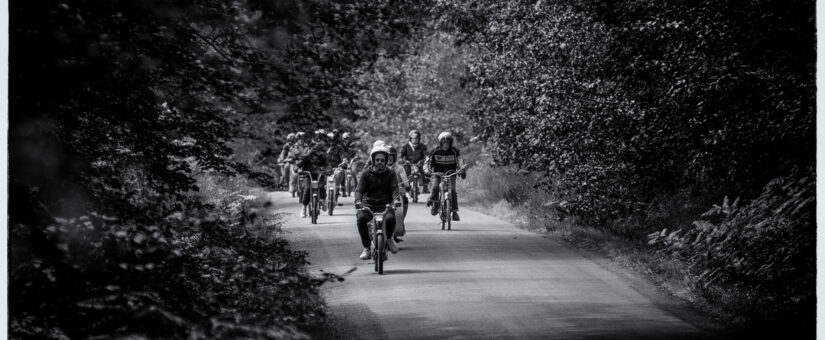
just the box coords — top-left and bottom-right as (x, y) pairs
(350, 31), (475, 148)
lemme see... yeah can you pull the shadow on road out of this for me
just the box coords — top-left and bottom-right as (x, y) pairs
(379, 269), (471, 275)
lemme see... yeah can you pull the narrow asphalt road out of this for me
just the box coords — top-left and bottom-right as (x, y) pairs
(268, 191), (726, 339)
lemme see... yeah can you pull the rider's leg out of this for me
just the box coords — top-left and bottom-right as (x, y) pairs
(385, 209), (398, 253)
(319, 175), (327, 211)
(450, 177), (460, 221)
(428, 176), (441, 203)
(290, 165), (300, 193)
(450, 177), (458, 212)
(356, 209), (373, 248)
(356, 209), (373, 259)
(395, 196), (407, 237)
(335, 170), (346, 191)
(301, 177), (311, 206)
(428, 176), (441, 215)
(402, 195), (409, 220)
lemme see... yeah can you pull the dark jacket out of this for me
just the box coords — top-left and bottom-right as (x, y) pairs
(327, 144), (349, 167)
(354, 166), (400, 206)
(297, 142), (329, 174)
(400, 142), (428, 164)
(426, 147), (461, 173)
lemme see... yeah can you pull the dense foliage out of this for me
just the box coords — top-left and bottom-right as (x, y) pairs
(437, 0), (814, 223)
(10, 0), (815, 335)
(649, 170), (814, 330)
(431, 0), (814, 329)
(8, 0), (429, 338)
(350, 32), (475, 148)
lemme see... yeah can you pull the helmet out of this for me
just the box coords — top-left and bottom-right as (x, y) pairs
(342, 132), (351, 140)
(409, 130), (420, 139)
(370, 144), (390, 162)
(315, 129), (326, 135)
(326, 132), (334, 139)
(373, 140), (386, 148)
(296, 131), (307, 139)
(438, 131), (453, 143)
(287, 133), (296, 141)
(386, 145), (398, 164)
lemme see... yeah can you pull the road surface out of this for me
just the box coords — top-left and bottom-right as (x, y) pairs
(268, 191), (727, 339)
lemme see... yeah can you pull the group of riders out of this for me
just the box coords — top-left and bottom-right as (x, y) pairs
(277, 129), (467, 260)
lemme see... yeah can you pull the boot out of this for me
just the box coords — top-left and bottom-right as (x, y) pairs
(429, 199), (439, 216)
(301, 205), (308, 218)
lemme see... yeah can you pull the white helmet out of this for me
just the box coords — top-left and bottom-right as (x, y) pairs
(373, 140), (386, 148)
(370, 144), (390, 162)
(438, 131), (453, 143)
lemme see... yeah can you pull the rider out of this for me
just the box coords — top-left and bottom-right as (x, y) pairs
(354, 144), (401, 260)
(400, 129), (429, 193)
(327, 131), (349, 196)
(296, 131), (330, 217)
(386, 145), (410, 242)
(341, 132), (366, 189)
(424, 131), (466, 221)
(286, 132), (310, 196)
(277, 132), (297, 188)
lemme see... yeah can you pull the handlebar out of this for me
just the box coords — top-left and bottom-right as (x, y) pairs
(357, 205), (389, 215)
(300, 170), (324, 180)
(355, 194), (403, 210)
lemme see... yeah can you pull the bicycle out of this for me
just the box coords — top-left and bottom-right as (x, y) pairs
(405, 161), (424, 203)
(301, 171), (323, 224)
(358, 201), (401, 275)
(430, 168), (465, 230)
(327, 167), (345, 215)
(345, 167), (355, 197)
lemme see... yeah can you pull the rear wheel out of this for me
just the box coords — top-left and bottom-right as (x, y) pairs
(376, 232), (385, 275)
(311, 195), (318, 224)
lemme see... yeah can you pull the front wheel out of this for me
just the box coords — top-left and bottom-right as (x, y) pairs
(444, 195), (451, 230)
(412, 178), (419, 203)
(375, 232), (385, 275)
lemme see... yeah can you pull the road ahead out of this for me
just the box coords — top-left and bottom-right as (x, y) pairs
(268, 191), (725, 339)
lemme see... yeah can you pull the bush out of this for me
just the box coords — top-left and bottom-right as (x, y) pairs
(9, 185), (332, 339)
(648, 170), (815, 328)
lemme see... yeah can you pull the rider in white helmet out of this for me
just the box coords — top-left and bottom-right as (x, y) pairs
(400, 129), (429, 193)
(354, 143), (401, 260)
(424, 131), (466, 221)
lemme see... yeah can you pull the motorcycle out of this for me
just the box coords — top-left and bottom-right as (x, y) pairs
(430, 166), (467, 230)
(302, 171), (323, 224)
(327, 167), (345, 215)
(407, 161), (423, 203)
(358, 200), (402, 275)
